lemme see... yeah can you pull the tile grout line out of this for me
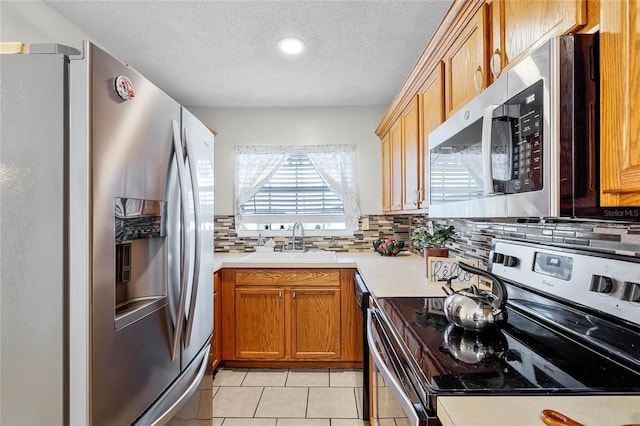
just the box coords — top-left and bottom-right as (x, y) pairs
(252, 386), (265, 418)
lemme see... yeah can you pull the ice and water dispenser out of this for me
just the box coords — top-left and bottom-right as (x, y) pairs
(114, 197), (168, 329)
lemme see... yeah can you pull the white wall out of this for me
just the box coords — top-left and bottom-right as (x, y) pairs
(189, 106), (385, 215)
(0, 1), (93, 49)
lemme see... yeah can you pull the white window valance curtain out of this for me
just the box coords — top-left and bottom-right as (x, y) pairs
(234, 144), (360, 232)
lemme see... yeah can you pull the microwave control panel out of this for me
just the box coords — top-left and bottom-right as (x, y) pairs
(496, 79), (544, 194)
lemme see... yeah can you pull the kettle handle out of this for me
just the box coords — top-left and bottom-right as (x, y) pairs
(457, 262), (508, 310)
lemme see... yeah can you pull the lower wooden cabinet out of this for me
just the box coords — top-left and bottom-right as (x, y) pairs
(220, 268), (361, 366)
(210, 271), (222, 371)
(234, 288), (286, 359)
(290, 288), (341, 359)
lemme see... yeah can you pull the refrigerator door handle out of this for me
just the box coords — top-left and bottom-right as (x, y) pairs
(182, 126), (202, 347)
(170, 118), (190, 361)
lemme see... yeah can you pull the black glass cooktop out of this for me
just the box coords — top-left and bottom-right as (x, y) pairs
(377, 297), (640, 395)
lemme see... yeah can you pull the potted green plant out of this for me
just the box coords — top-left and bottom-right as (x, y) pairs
(411, 224), (456, 275)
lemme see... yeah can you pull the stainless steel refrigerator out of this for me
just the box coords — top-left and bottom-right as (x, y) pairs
(1, 41), (214, 425)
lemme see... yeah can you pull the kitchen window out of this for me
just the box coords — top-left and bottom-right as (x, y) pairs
(234, 145), (359, 235)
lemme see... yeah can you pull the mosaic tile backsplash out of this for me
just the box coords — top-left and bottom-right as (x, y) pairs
(214, 214), (640, 267)
(214, 215), (412, 253)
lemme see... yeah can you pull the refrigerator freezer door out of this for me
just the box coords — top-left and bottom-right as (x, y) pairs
(88, 43), (182, 425)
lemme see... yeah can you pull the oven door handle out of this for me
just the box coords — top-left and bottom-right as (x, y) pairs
(367, 309), (422, 425)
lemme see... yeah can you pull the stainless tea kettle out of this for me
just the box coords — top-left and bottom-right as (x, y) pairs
(441, 262), (508, 330)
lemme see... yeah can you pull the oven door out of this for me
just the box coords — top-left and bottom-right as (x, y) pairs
(367, 309), (438, 426)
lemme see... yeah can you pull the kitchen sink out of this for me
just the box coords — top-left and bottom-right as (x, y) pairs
(240, 251), (338, 262)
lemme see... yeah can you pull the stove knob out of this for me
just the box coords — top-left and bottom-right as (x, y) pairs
(503, 255), (519, 267)
(589, 275), (613, 294)
(493, 253), (505, 264)
(621, 281), (640, 302)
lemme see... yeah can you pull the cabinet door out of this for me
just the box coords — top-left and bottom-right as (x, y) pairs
(390, 119), (403, 211)
(419, 63), (445, 210)
(381, 132), (392, 213)
(402, 96), (420, 210)
(210, 272), (222, 370)
(501, 0), (586, 66)
(234, 288), (285, 359)
(487, 0), (504, 82)
(290, 288), (341, 359)
(600, 0), (640, 206)
(444, 4), (488, 118)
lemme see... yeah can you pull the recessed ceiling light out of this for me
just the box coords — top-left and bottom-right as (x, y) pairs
(278, 37), (305, 55)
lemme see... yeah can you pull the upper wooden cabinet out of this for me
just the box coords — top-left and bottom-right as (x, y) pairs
(490, 0), (587, 77)
(444, 4), (488, 118)
(381, 132), (391, 213)
(418, 63), (445, 209)
(390, 119), (403, 211)
(401, 96), (421, 210)
(381, 96), (424, 213)
(376, 0), (597, 214)
(600, 0), (640, 206)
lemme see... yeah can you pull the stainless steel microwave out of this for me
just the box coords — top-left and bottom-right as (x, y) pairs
(427, 33), (627, 220)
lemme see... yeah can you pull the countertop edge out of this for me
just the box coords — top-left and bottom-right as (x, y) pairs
(213, 251), (442, 298)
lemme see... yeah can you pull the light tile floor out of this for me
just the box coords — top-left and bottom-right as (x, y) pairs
(212, 368), (368, 426)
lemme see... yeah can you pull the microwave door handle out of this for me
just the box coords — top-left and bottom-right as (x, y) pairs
(482, 104), (501, 195)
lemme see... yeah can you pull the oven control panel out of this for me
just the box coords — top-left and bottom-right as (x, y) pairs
(489, 239), (640, 326)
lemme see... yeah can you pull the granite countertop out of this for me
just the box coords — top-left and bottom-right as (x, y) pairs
(213, 250), (640, 425)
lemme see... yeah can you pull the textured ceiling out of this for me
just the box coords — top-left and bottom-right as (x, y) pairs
(45, 0), (452, 107)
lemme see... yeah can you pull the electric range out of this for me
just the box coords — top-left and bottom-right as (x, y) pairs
(367, 238), (640, 425)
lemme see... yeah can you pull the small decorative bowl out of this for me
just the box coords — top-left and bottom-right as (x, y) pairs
(372, 239), (405, 256)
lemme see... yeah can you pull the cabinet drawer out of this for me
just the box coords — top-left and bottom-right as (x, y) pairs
(235, 269), (340, 287)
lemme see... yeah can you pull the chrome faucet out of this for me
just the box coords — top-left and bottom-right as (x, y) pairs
(291, 222), (305, 252)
